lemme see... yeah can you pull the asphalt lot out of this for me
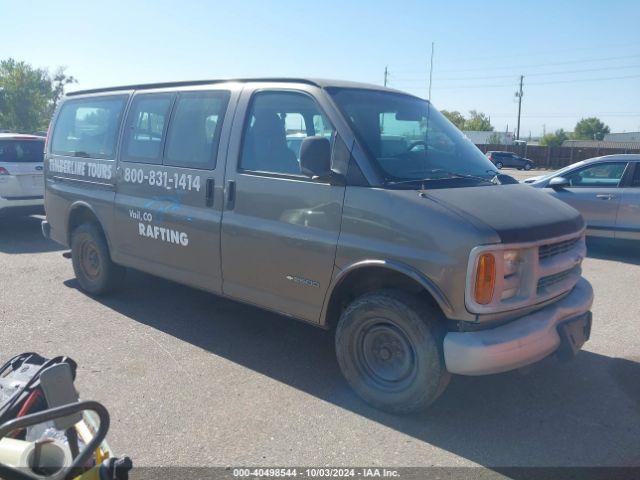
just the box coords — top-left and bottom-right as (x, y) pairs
(1, 168), (639, 472)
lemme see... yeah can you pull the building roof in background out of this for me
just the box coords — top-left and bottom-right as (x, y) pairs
(562, 139), (640, 149)
(463, 130), (514, 145)
(604, 132), (640, 142)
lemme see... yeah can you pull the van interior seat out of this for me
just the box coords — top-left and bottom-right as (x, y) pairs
(243, 111), (300, 174)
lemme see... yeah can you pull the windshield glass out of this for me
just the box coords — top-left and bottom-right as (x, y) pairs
(328, 88), (498, 186)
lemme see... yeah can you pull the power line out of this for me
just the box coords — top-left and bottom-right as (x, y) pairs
(401, 73), (640, 91)
(391, 64), (640, 82)
(395, 53), (640, 75)
(527, 73), (640, 85)
(422, 40), (640, 65)
(488, 112), (640, 118)
(491, 112), (640, 118)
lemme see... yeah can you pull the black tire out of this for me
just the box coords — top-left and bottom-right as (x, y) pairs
(495, 161), (503, 169)
(335, 290), (450, 414)
(70, 222), (125, 295)
(524, 162), (533, 171)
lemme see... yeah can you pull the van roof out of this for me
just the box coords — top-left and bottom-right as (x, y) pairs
(66, 78), (413, 97)
(0, 133), (46, 141)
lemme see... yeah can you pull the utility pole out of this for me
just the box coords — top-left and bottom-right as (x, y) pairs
(515, 75), (524, 140)
(381, 66), (389, 132)
(428, 42), (435, 102)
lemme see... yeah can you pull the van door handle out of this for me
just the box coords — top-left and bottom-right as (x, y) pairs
(226, 180), (236, 210)
(205, 178), (214, 207)
(596, 194), (614, 200)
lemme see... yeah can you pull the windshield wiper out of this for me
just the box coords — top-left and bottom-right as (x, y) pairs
(386, 169), (497, 186)
(71, 151), (91, 158)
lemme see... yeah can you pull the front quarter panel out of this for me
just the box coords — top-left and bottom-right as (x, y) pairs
(334, 186), (500, 322)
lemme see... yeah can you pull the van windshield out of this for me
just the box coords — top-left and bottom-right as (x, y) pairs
(328, 88), (499, 187)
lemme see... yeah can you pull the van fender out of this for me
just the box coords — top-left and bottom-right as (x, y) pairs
(321, 259), (454, 325)
(66, 200), (114, 251)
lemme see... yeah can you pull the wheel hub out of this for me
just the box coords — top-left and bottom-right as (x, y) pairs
(80, 241), (101, 280)
(361, 324), (415, 384)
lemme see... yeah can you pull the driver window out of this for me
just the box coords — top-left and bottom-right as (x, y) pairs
(565, 162), (627, 188)
(240, 91), (335, 175)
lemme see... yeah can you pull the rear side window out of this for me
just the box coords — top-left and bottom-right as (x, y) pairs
(0, 140), (44, 163)
(165, 91), (230, 169)
(51, 96), (127, 159)
(123, 94), (173, 164)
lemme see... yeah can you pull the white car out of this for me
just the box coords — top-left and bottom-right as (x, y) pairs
(0, 133), (46, 215)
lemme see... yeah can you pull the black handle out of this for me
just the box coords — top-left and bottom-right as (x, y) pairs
(226, 180), (236, 210)
(0, 400), (110, 480)
(205, 178), (215, 207)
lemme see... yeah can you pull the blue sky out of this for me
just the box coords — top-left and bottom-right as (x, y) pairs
(2, 0), (639, 136)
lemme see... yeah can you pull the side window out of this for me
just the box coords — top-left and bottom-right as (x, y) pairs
(565, 162), (627, 188)
(631, 164), (640, 187)
(51, 96), (127, 159)
(123, 94), (173, 164)
(240, 91), (335, 175)
(165, 91), (230, 169)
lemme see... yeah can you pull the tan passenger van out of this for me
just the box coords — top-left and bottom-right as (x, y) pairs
(43, 79), (593, 413)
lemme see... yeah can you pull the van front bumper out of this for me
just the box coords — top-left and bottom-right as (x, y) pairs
(443, 278), (594, 375)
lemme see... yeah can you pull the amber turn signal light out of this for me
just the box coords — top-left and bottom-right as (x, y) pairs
(474, 253), (496, 305)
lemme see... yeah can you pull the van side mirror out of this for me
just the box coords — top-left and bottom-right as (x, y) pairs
(549, 176), (570, 189)
(299, 136), (345, 185)
(300, 136), (331, 178)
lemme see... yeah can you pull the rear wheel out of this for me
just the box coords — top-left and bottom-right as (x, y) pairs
(71, 222), (125, 295)
(335, 290), (450, 414)
(495, 161), (503, 169)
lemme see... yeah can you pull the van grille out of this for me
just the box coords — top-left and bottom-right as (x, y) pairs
(537, 266), (581, 294)
(538, 237), (580, 261)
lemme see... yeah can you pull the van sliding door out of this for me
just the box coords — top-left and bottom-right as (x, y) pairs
(112, 88), (238, 293)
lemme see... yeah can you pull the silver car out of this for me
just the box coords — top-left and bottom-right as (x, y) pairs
(0, 134), (46, 215)
(526, 154), (640, 240)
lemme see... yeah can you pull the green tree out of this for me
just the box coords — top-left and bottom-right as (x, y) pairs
(540, 128), (569, 147)
(464, 110), (494, 131)
(440, 109), (465, 129)
(51, 67), (77, 111)
(486, 132), (502, 145)
(0, 58), (76, 133)
(572, 117), (610, 141)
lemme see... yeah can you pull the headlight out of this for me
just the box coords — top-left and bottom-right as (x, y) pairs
(469, 247), (530, 308)
(501, 250), (522, 300)
(503, 250), (521, 276)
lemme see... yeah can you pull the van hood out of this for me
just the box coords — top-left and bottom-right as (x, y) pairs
(423, 184), (584, 243)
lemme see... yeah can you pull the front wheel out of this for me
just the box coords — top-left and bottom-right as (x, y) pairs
(335, 290), (450, 414)
(495, 161), (503, 169)
(524, 162), (533, 171)
(71, 222), (125, 295)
